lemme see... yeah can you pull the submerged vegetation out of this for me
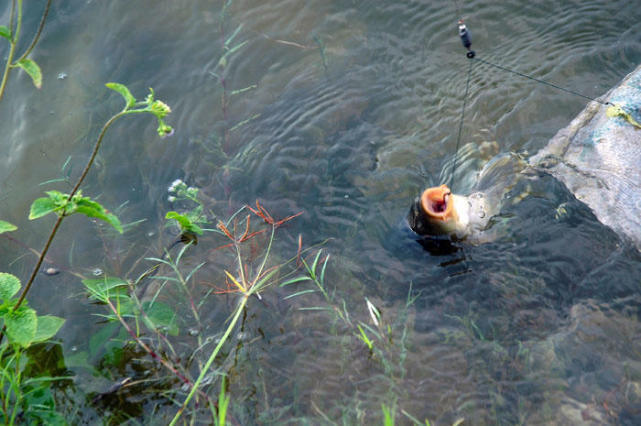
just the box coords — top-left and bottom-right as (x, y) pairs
(1, 1), (397, 423)
(2, 0), (638, 424)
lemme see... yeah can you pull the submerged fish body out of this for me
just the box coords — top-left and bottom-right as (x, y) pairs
(408, 152), (526, 243)
(410, 64), (641, 249)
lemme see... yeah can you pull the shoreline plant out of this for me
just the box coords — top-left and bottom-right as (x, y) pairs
(0, 0), (52, 103)
(0, 83), (172, 423)
(77, 197), (302, 423)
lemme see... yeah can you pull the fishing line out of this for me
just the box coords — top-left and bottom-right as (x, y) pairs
(449, 59), (473, 192)
(452, 0), (462, 19)
(472, 56), (612, 106)
(446, 11), (624, 192)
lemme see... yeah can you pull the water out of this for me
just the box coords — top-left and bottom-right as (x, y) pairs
(1, 0), (641, 423)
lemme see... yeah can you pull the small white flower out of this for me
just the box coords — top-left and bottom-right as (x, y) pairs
(168, 196), (176, 203)
(168, 179), (184, 192)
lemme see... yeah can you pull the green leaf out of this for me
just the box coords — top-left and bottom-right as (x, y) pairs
(75, 197), (123, 233)
(29, 197), (60, 220)
(6, 307), (38, 347)
(32, 315), (65, 343)
(16, 58), (42, 89)
(82, 277), (129, 302)
(0, 220), (17, 234)
(0, 25), (10, 40)
(356, 324), (373, 351)
(106, 82), (136, 108)
(142, 301), (179, 336)
(0, 272), (21, 300)
(166, 211), (203, 235)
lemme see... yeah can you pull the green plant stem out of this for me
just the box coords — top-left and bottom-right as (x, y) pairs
(9, 350), (21, 425)
(15, 0), (51, 63)
(11, 215), (63, 311)
(105, 298), (208, 400)
(68, 111), (126, 197)
(0, 0), (22, 104)
(170, 294), (249, 426)
(7, 110), (126, 319)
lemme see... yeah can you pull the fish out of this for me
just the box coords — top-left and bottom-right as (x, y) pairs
(409, 63), (641, 250)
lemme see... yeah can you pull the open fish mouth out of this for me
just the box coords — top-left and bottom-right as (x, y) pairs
(421, 184), (453, 221)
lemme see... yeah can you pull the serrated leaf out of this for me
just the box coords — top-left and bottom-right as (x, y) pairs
(75, 198), (123, 233)
(0, 25), (10, 40)
(16, 58), (42, 89)
(6, 307), (38, 347)
(0, 220), (17, 234)
(0, 272), (21, 300)
(142, 301), (179, 336)
(29, 197), (60, 220)
(32, 315), (65, 343)
(106, 82), (136, 108)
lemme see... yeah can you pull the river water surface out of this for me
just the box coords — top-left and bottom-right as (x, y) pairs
(1, 0), (641, 424)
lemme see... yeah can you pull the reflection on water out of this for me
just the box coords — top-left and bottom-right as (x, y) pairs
(1, 0), (641, 423)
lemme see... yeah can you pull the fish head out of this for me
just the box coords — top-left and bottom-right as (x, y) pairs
(408, 184), (462, 237)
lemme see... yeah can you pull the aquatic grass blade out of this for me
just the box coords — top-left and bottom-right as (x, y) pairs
(359, 322), (382, 340)
(357, 324), (374, 351)
(216, 376), (230, 426)
(280, 276), (312, 287)
(149, 275), (181, 283)
(184, 262), (206, 284)
(319, 254), (329, 286)
(224, 24), (243, 47)
(283, 289), (317, 300)
(310, 250), (322, 277)
(250, 268), (278, 294)
(365, 298), (381, 327)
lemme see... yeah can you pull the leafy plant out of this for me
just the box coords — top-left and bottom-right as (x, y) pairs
(0, 273), (65, 424)
(75, 200), (301, 424)
(0, 83), (172, 422)
(3, 83), (172, 319)
(0, 0), (52, 103)
(29, 190), (122, 233)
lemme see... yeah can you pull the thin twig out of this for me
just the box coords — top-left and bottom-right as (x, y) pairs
(16, 0), (52, 62)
